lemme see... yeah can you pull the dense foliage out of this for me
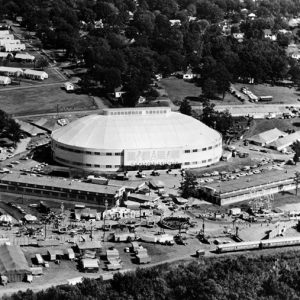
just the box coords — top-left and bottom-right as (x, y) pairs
(1, 0), (300, 106)
(0, 110), (21, 143)
(6, 251), (300, 299)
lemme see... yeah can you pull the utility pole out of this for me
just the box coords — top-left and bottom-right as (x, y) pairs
(102, 199), (108, 242)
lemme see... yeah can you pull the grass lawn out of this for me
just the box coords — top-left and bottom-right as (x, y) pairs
(244, 117), (300, 138)
(160, 77), (202, 103)
(0, 85), (96, 115)
(234, 83), (300, 104)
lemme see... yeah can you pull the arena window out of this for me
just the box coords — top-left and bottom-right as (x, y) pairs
(184, 150), (190, 153)
(106, 153), (112, 156)
(95, 152), (100, 155)
(202, 148), (207, 151)
(106, 165), (112, 168)
(184, 162), (190, 165)
(208, 146), (212, 150)
(193, 149), (197, 152)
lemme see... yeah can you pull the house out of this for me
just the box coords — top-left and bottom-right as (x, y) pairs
(81, 258), (99, 273)
(169, 19), (181, 27)
(103, 207), (135, 220)
(291, 53), (300, 60)
(0, 76), (11, 85)
(23, 69), (48, 80)
(248, 13), (256, 20)
(106, 248), (120, 264)
(0, 30), (10, 37)
(0, 66), (23, 77)
(232, 33), (244, 42)
(113, 86), (125, 98)
(183, 69), (196, 80)
(263, 29), (277, 41)
(269, 131), (300, 151)
(15, 53), (35, 62)
(63, 82), (75, 91)
(0, 52), (10, 60)
(64, 248), (75, 260)
(0, 244), (31, 282)
(94, 19), (104, 29)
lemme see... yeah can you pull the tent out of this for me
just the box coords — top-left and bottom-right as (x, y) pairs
(0, 244), (31, 282)
(0, 215), (12, 224)
(246, 128), (287, 146)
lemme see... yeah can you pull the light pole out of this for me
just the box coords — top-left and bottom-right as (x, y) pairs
(102, 199), (108, 242)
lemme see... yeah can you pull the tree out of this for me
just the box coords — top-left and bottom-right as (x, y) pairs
(202, 78), (217, 99)
(179, 99), (192, 116)
(35, 56), (49, 70)
(180, 173), (198, 198)
(294, 171), (300, 196)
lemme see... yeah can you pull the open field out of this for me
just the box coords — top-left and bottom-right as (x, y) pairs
(0, 84), (97, 115)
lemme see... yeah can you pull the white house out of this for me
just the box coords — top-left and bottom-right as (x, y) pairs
(3, 43), (25, 52)
(291, 53), (300, 60)
(248, 13), (256, 20)
(63, 82), (75, 91)
(0, 34), (14, 40)
(23, 69), (48, 80)
(169, 19), (181, 27)
(15, 53), (35, 62)
(0, 76), (11, 85)
(183, 69), (196, 80)
(263, 29), (277, 41)
(0, 52), (10, 59)
(0, 66), (23, 77)
(232, 32), (244, 42)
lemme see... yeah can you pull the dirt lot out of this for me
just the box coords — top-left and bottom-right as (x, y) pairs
(0, 84), (97, 115)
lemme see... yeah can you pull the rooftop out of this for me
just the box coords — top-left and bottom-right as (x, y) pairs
(0, 174), (122, 196)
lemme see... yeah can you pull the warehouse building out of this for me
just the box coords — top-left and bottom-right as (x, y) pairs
(201, 169), (297, 205)
(269, 131), (300, 151)
(246, 128), (287, 146)
(0, 174), (123, 208)
(0, 244), (31, 282)
(0, 66), (23, 77)
(51, 107), (222, 172)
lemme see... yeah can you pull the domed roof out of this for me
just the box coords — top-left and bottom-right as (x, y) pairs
(51, 108), (221, 150)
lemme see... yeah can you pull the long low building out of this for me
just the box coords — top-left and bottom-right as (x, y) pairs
(201, 168), (298, 205)
(246, 128), (287, 146)
(51, 107), (223, 172)
(0, 174), (123, 208)
(269, 131), (300, 151)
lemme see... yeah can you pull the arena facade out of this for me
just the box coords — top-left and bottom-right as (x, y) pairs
(51, 107), (222, 172)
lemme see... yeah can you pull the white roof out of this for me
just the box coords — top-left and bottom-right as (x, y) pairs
(0, 66), (23, 73)
(15, 53), (35, 60)
(247, 128), (287, 145)
(51, 107), (221, 150)
(0, 76), (10, 81)
(0, 52), (9, 57)
(24, 69), (47, 76)
(269, 131), (300, 150)
(81, 258), (99, 268)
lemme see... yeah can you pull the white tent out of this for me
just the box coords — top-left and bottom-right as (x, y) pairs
(0, 215), (12, 224)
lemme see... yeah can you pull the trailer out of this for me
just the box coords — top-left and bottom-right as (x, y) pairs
(261, 237), (300, 249)
(35, 253), (44, 265)
(113, 232), (135, 242)
(158, 234), (175, 245)
(216, 241), (261, 253)
(139, 234), (158, 243)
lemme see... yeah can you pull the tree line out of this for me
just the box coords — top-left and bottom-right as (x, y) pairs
(5, 251), (300, 299)
(1, 0), (299, 106)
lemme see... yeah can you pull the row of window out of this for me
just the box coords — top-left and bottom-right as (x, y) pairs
(55, 156), (120, 169)
(108, 109), (168, 116)
(184, 156), (219, 166)
(184, 142), (221, 153)
(54, 144), (123, 156)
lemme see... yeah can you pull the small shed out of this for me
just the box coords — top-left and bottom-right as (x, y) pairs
(81, 258), (99, 273)
(63, 82), (75, 91)
(106, 248), (120, 263)
(15, 53), (35, 62)
(76, 241), (102, 255)
(47, 249), (64, 261)
(64, 248), (75, 260)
